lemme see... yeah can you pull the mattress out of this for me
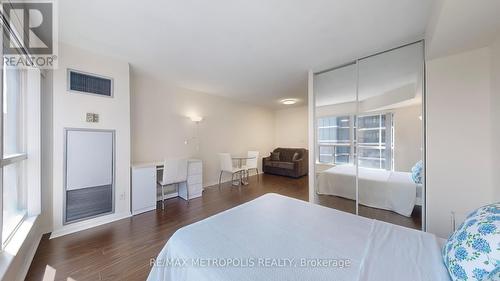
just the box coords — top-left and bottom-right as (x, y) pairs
(147, 193), (450, 281)
(317, 165), (418, 216)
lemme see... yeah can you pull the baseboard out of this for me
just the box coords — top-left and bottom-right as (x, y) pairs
(49, 212), (132, 239)
(203, 172), (264, 189)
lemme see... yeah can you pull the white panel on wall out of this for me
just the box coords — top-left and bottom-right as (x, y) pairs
(66, 130), (114, 190)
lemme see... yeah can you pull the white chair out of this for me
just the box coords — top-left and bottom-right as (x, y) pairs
(242, 151), (259, 180)
(218, 153), (244, 189)
(158, 158), (188, 209)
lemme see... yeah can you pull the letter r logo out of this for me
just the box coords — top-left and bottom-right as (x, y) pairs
(2, 1), (53, 54)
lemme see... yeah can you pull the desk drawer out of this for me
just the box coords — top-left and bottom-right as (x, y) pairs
(188, 161), (202, 174)
(188, 183), (203, 196)
(187, 174), (202, 185)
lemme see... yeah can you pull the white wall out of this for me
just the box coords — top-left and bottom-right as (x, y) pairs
(274, 106), (308, 149)
(491, 37), (500, 202)
(40, 70), (53, 233)
(131, 71), (276, 188)
(426, 47), (494, 238)
(393, 105), (422, 172)
(50, 43), (131, 238)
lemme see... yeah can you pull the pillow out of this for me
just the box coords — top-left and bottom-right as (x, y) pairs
(442, 203), (500, 281)
(411, 160), (423, 184)
(487, 267), (500, 281)
(292, 152), (301, 161)
(270, 152), (280, 161)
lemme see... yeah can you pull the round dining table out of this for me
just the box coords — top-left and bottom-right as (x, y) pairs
(231, 156), (256, 185)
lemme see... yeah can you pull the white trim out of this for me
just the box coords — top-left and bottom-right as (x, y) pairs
(49, 211), (131, 239)
(0, 153), (27, 166)
(0, 216), (41, 281)
(26, 68), (42, 217)
(308, 70), (315, 203)
(13, 229), (42, 281)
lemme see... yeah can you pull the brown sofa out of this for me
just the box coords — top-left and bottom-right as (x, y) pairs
(262, 148), (308, 178)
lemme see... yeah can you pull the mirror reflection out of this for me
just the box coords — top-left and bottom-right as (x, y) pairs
(313, 42), (424, 230)
(314, 63), (357, 214)
(357, 42), (423, 229)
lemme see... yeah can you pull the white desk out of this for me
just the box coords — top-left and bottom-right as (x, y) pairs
(131, 159), (203, 215)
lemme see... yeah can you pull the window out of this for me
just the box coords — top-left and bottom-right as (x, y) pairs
(317, 113), (393, 170)
(0, 10), (42, 249)
(1, 65), (28, 244)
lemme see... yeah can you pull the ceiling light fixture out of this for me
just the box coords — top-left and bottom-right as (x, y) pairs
(280, 99), (297, 105)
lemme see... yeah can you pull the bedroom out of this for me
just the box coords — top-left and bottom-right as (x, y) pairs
(0, 0), (498, 281)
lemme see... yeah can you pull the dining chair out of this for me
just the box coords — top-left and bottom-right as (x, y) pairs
(218, 153), (244, 190)
(243, 151), (259, 180)
(157, 158), (188, 209)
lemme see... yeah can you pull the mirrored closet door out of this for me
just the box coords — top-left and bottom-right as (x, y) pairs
(313, 41), (425, 230)
(314, 62), (358, 215)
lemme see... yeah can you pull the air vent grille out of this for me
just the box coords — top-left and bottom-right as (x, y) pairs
(69, 70), (113, 97)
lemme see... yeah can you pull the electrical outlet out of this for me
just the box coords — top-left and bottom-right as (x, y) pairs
(86, 113), (99, 123)
(86, 113), (94, 122)
(120, 192), (126, 200)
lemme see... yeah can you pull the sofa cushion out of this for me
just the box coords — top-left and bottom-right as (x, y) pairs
(275, 162), (294, 170)
(263, 160), (274, 167)
(270, 152), (280, 161)
(292, 152), (301, 161)
(276, 149), (293, 162)
(264, 161), (294, 170)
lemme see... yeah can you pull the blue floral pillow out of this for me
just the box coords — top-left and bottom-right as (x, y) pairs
(411, 160), (423, 184)
(443, 203), (500, 281)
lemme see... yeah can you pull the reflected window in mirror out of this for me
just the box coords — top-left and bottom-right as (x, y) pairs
(317, 115), (354, 165)
(317, 112), (394, 171)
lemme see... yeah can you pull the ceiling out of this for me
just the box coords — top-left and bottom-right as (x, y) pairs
(315, 42), (423, 107)
(426, 0), (500, 59)
(59, 0), (433, 108)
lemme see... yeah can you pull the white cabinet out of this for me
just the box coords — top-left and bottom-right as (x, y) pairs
(179, 159), (203, 200)
(131, 164), (157, 215)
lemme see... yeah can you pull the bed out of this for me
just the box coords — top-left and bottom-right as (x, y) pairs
(147, 193), (450, 281)
(317, 165), (420, 217)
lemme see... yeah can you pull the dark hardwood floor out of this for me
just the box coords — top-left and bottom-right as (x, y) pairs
(25, 174), (420, 281)
(314, 194), (422, 230)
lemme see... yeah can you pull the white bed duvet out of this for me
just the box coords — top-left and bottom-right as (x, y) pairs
(147, 193), (450, 281)
(317, 165), (418, 217)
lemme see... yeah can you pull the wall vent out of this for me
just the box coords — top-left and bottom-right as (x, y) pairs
(68, 69), (113, 97)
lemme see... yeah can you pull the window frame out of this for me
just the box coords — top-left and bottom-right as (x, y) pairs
(0, 11), (40, 249)
(0, 61), (30, 248)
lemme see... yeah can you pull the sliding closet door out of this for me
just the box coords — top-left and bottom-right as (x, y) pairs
(356, 42), (424, 229)
(313, 63), (358, 214)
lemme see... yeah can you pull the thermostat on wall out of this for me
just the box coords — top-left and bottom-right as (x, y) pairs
(86, 113), (99, 123)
